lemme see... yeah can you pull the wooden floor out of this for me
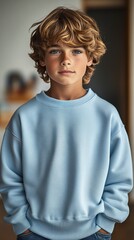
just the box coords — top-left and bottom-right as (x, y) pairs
(0, 199), (134, 240)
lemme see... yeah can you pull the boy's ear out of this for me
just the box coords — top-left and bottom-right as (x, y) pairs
(87, 59), (93, 66)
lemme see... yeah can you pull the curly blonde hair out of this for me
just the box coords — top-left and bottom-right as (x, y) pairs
(29, 7), (106, 84)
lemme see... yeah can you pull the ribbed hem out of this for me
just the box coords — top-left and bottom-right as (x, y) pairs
(27, 213), (100, 240)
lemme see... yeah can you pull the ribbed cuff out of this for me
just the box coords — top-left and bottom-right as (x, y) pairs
(12, 217), (31, 235)
(96, 213), (115, 233)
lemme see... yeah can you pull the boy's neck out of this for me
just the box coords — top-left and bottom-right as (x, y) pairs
(45, 86), (87, 100)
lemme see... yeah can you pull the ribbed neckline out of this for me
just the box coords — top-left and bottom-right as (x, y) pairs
(36, 88), (96, 108)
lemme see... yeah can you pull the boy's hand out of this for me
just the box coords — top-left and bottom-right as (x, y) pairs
(18, 229), (31, 236)
(98, 229), (109, 234)
(22, 229), (31, 234)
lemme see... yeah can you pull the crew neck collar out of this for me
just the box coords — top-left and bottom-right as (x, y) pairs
(36, 88), (96, 108)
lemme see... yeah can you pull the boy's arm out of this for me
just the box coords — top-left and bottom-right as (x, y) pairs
(0, 128), (30, 235)
(97, 126), (133, 233)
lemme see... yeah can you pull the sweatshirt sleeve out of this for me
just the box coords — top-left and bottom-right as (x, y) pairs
(0, 127), (31, 235)
(97, 125), (133, 233)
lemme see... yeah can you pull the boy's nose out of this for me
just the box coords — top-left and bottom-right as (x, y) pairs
(61, 53), (71, 66)
(61, 60), (71, 66)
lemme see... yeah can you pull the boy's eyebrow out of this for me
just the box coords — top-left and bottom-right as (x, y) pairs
(48, 44), (60, 48)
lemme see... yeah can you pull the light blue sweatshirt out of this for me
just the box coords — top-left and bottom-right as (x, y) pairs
(0, 89), (133, 240)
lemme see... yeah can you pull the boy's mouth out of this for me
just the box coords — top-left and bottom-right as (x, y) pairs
(58, 70), (75, 74)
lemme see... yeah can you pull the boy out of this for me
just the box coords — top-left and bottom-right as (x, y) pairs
(0, 6), (133, 240)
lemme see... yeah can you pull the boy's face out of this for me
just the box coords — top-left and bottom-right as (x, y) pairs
(40, 42), (92, 87)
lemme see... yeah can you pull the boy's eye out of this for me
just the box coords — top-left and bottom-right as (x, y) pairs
(72, 49), (83, 54)
(49, 49), (61, 54)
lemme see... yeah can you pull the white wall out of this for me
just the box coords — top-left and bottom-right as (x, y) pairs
(0, 0), (80, 99)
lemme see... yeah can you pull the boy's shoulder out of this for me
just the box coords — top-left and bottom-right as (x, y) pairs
(93, 91), (124, 129)
(94, 92), (119, 115)
(6, 94), (38, 129)
(12, 92), (40, 117)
